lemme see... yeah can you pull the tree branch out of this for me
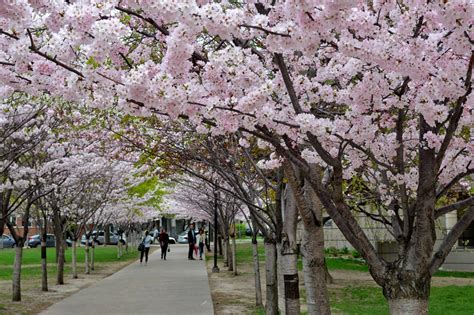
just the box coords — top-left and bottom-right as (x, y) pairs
(435, 51), (473, 169)
(435, 196), (474, 218)
(27, 29), (85, 79)
(239, 24), (291, 37)
(430, 206), (474, 275)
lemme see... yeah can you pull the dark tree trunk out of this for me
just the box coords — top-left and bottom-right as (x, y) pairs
(264, 240), (278, 315)
(252, 237), (263, 307)
(41, 232), (48, 292)
(57, 239), (65, 285)
(218, 235), (223, 256)
(72, 240), (78, 279)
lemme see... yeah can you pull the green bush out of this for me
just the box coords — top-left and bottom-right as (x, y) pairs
(325, 247), (340, 257)
(351, 250), (361, 258)
(235, 223), (247, 238)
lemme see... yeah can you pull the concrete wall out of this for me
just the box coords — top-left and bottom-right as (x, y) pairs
(441, 249), (474, 272)
(321, 214), (474, 272)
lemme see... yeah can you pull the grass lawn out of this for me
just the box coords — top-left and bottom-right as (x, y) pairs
(0, 246), (139, 280)
(331, 286), (474, 315)
(233, 242), (474, 314)
(236, 242), (474, 278)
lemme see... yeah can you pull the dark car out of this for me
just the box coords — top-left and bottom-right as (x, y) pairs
(0, 235), (16, 248)
(28, 234), (56, 248)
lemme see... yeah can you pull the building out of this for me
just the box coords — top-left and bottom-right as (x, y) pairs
(322, 211), (474, 272)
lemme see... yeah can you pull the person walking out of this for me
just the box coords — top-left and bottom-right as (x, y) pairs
(153, 227), (159, 242)
(187, 223), (196, 260)
(197, 228), (205, 260)
(159, 228), (170, 260)
(205, 229), (211, 252)
(140, 230), (153, 265)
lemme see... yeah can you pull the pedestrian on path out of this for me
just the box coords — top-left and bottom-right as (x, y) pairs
(159, 228), (170, 260)
(188, 223), (196, 260)
(205, 229), (211, 252)
(140, 230), (153, 265)
(197, 228), (205, 260)
(153, 227), (159, 241)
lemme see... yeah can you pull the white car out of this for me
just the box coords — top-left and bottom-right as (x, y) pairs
(177, 230), (199, 244)
(154, 235), (177, 244)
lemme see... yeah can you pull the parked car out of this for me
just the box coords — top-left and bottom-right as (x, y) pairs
(0, 235), (16, 248)
(245, 228), (252, 236)
(28, 234), (56, 248)
(245, 227), (263, 237)
(177, 230), (199, 244)
(147, 233), (177, 245)
(81, 231), (119, 245)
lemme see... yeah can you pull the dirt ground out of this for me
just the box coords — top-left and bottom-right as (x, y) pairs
(206, 255), (474, 314)
(0, 259), (137, 315)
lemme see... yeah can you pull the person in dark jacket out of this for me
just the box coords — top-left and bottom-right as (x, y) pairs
(159, 228), (170, 260)
(187, 223), (196, 260)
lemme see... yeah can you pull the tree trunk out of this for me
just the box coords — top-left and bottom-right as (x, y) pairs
(218, 235), (223, 256)
(276, 242), (286, 315)
(41, 238), (48, 292)
(264, 240), (278, 315)
(388, 299), (428, 315)
(383, 271), (431, 315)
(57, 239), (65, 285)
(280, 183), (300, 315)
(324, 260), (334, 284)
(301, 222), (330, 315)
(232, 233), (237, 275)
(12, 245), (23, 301)
(72, 240), (78, 279)
(91, 244), (95, 271)
(279, 241), (300, 315)
(85, 239), (90, 274)
(117, 240), (122, 258)
(252, 238), (263, 307)
(223, 238), (229, 268)
(105, 227), (110, 246)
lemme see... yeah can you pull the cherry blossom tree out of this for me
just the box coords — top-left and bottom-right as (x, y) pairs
(1, 1), (473, 314)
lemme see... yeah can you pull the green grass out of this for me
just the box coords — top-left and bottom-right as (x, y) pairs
(235, 242), (474, 278)
(0, 246), (137, 266)
(0, 246), (139, 280)
(233, 242), (474, 314)
(250, 307), (265, 315)
(330, 286), (474, 315)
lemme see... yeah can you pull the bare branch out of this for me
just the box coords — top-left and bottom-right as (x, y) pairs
(239, 24), (291, 37)
(435, 196), (474, 218)
(430, 206), (474, 275)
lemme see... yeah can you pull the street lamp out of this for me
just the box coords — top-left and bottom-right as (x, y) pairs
(212, 190), (219, 273)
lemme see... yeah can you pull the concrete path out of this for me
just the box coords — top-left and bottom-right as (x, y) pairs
(40, 244), (214, 315)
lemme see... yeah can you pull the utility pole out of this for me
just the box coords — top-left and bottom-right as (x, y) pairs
(212, 189), (219, 273)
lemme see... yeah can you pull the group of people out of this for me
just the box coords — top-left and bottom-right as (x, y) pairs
(139, 228), (170, 264)
(187, 223), (208, 261)
(138, 223), (208, 264)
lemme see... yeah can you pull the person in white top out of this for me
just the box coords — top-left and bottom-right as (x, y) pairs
(140, 230), (153, 265)
(197, 228), (205, 260)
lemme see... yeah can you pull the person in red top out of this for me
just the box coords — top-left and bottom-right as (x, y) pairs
(158, 228), (170, 260)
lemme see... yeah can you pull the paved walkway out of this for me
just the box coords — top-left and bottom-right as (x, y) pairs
(40, 244), (214, 315)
